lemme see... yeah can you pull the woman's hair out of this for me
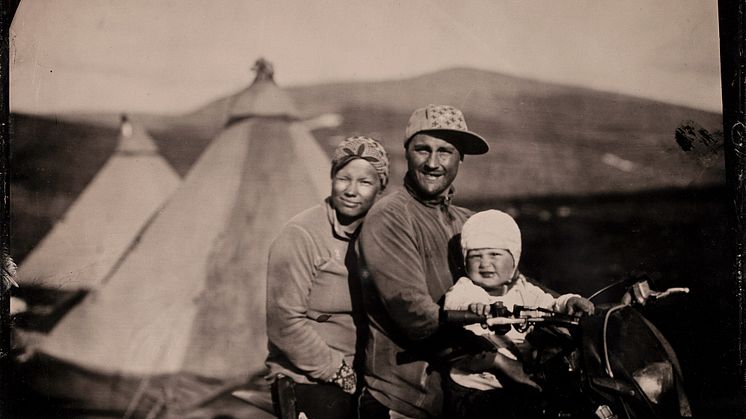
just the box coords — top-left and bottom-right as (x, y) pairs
(330, 135), (390, 189)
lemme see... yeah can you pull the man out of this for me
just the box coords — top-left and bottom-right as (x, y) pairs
(357, 104), (490, 418)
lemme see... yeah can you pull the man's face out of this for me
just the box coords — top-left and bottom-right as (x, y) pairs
(405, 133), (461, 198)
(465, 248), (515, 293)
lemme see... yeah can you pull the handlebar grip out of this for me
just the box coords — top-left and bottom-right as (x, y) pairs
(441, 310), (487, 325)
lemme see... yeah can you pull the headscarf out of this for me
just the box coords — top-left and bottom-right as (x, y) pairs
(460, 210), (522, 274)
(331, 135), (389, 189)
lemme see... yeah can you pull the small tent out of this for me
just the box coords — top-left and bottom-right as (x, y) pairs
(17, 118), (180, 290)
(18, 60), (331, 418)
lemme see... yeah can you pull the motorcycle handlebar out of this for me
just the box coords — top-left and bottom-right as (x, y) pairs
(625, 281), (690, 305)
(441, 309), (579, 328)
(653, 287), (690, 300)
(440, 310), (487, 326)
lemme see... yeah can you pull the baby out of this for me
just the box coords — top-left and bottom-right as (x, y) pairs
(443, 209), (594, 419)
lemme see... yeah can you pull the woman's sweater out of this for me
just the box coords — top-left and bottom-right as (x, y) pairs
(265, 198), (362, 383)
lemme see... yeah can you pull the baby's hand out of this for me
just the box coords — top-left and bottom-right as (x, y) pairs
(468, 302), (491, 317)
(566, 296), (595, 316)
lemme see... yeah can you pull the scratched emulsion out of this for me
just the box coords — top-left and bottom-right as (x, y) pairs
(718, 1), (746, 388)
(733, 120), (746, 378)
(675, 120), (723, 168)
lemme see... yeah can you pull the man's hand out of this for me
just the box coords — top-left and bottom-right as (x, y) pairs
(565, 296), (595, 316)
(468, 302), (491, 317)
(492, 351), (542, 391)
(454, 350), (497, 373)
(455, 351), (542, 391)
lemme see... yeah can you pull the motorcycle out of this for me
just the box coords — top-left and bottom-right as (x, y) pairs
(440, 277), (693, 419)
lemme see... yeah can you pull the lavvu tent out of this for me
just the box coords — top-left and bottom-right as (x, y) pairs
(17, 117), (181, 291)
(17, 59), (331, 418)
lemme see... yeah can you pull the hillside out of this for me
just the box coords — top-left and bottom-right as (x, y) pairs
(286, 68), (724, 200)
(22, 67), (724, 198)
(10, 67), (724, 260)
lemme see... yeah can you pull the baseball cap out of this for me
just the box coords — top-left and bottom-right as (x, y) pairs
(404, 104), (489, 155)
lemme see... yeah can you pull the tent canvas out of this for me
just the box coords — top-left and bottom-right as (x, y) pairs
(18, 65), (331, 418)
(17, 120), (181, 291)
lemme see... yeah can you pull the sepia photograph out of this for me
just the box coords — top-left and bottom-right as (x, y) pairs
(4, 1), (742, 418)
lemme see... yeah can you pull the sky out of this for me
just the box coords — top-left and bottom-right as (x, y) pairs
(9, 0), (722, 115)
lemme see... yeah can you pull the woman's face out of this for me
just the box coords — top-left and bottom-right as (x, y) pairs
(331, 158), (382, 224)
(465, 248), (515, 293)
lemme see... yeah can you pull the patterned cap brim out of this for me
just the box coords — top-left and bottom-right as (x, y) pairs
(414, 129), (489, 155)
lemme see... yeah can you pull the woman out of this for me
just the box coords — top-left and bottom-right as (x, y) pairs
(265, 136), (389, 419)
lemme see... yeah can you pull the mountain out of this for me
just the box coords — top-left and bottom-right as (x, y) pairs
(10, 67), (723, 261)
(285, 68), (723, 200)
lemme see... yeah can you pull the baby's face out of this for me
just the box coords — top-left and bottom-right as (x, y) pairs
(465, 248), (515, 292)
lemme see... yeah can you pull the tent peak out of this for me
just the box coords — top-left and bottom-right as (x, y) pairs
(116, 116), (159, 154)
(119, 114), (133, 138)
(252, 58), (275, 84)
(227, 58), (300, 122)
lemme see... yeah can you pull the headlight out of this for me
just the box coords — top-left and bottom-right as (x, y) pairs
(632, 361), (673, 404)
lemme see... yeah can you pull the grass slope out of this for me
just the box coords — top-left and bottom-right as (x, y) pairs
(288, 68), (723, 200)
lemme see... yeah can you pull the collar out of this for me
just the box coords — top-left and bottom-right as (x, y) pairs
(325, 197), (362, 240)
(403, 172), (455, 209)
